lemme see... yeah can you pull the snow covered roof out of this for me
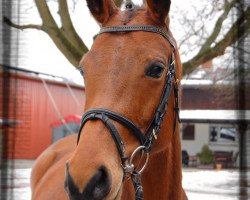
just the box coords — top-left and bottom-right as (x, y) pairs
(1, 65), (84, 88)
(180, 110), (250, 123)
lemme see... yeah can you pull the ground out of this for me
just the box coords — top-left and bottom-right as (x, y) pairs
(0, 160), (249, 200)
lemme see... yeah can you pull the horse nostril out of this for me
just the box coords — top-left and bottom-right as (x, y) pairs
(64, 163), (111, 200)
(85, 166), (111, 199)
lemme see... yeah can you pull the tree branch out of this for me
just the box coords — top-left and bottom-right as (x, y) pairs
(182, 5), (250, 75)
(34, 0), (84, 67)
(198, 0), (236, 53)
(3, 16), (43, 30)
(58, 0), (88, 53)
(34, 0), (58, 29)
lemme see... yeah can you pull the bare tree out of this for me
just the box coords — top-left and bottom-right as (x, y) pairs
(172, 0), (250, 75)
(3, 0), (250, 75)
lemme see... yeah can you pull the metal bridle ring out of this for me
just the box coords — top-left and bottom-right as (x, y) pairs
(129, 146), (149, 174)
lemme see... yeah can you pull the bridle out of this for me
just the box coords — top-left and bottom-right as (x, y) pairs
(77, 25), (180, 200)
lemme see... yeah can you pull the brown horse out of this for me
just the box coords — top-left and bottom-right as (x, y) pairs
(31, 0), (188, 199)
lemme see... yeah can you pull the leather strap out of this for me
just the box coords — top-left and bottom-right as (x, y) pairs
(143, 53), (175, 151)
(132, 171), (143, 200)
(77, 109), (146, 145)
(97, 25), (176, 50)
(77, 111), (129, 167)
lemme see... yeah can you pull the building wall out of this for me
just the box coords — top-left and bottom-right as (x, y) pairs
(0, 71), (85, 159)
(181, 123), (209, 156)
(182, 85), (250, 110)
(181, 123), (239, 156)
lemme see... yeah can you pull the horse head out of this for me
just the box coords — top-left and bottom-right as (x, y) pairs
(64, 0), (183, 199)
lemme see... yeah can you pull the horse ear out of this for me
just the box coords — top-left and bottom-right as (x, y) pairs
(86, 0), (118, 24)
(145, 0), (171, 24)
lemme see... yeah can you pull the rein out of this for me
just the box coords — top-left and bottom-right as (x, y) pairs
(77, 25), (180, 200)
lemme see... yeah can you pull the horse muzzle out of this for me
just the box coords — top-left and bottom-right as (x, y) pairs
(64, 162), (111, 200)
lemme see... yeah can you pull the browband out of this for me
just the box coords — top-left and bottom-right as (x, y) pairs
(96, 25), (176, 50)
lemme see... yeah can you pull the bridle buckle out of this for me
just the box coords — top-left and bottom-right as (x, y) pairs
(122, 162), (135, 178)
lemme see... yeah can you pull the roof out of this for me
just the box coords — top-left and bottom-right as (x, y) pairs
(180, 110), (250, 124)
(0, 64), (84, 88)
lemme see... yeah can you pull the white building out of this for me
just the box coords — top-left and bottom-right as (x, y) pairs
(179, 65), (250, 168)
(180, 110), (250, 155)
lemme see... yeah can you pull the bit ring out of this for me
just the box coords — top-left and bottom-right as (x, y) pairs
(129, 146), (149, 174)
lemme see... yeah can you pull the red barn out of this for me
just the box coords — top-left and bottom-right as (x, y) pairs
(0, 65), (85, 159)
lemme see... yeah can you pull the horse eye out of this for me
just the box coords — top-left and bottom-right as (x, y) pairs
(145, 63), (165, 78)
(78, 66), (85, 77)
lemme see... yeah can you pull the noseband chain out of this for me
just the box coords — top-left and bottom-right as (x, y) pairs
(77, 25), (180, 200)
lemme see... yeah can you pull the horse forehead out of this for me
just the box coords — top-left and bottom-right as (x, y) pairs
(84, 8), (171, 66)
(106, 8), (154, 26)
(87, 37), (168, 67)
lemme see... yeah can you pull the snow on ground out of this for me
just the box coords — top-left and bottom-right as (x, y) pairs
(1, 168), (31, 200)
(182, 169), (248, 200)
(0, 160), (249, 200)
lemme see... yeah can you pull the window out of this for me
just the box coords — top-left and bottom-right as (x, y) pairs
(209, 126), (218, 142)
(182, 124), (195, 140)
(220, 127), (236, 142)
(209, 125), (237, 144)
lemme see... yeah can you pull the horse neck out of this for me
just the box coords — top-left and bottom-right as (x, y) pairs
(143, 144), (183, 200)
(143, 129), (182, 200)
